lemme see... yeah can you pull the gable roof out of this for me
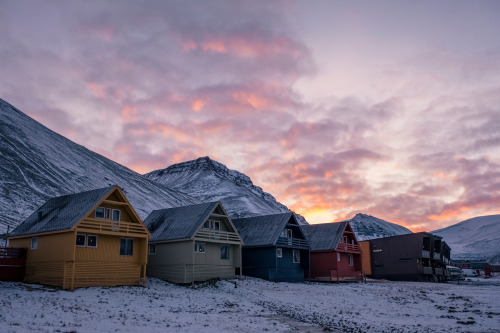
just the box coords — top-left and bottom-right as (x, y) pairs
(301, 221), (349, 251)
(232, 213), (298, 247)
(9, 185), (117, 237)
(145, 201), (228, 242)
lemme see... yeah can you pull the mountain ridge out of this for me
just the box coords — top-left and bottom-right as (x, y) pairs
(0, 98), (198, 233)
(433, 214), (500, 260)
(144, 156), (297, 221)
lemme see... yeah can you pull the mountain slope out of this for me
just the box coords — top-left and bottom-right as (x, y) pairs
(144, 156), (296, 220)
(348, 213), (413, 241)
(0, 98), (198, 234)
(433, 214), (500, 260)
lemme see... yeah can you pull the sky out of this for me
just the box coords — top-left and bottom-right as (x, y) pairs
(1, 0), (499, 231)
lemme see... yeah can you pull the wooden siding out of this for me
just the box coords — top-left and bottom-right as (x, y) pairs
(66, 261), (142, 288)
(308, 250), (363, 282)
(75, 234), (147, 264)
(147, 241), (241, 283)
(10, 231), (148, 289)
(359, 241), (371, 275)
(241, 247), (307, 282)
(9, 232), (74, 262)
(148, 264), (235, 284)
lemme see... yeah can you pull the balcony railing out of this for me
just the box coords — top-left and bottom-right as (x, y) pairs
(433, 252), (441, 260)
(336, 243), (361, 253)
(195, 230), (241, 243)
(77, 219), (149, 237)
(276, 237), (309, 249)
(421, 250), (430, 258)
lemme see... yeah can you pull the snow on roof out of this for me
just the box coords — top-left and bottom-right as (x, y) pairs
(301, 221), (348, 251)
(144, 201), (221, 242)
(9, 185), (116, 237)
(232, 213), (295, 247)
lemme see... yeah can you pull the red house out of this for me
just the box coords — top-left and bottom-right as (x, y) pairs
(302, 221), (363, 282)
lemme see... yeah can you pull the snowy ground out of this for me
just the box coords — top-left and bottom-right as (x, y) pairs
(1, 276), (499, 333)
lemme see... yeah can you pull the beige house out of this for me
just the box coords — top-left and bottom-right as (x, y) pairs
(8, 185), (151, 290)
(145, 201), (243, 284)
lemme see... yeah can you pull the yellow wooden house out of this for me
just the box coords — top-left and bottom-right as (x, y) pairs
(8, 185), (151, 290)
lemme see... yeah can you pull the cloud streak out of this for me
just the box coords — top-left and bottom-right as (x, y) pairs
(1, 1), (499, 231)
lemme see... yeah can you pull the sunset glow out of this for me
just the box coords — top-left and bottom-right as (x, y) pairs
(1, 1), (499, 231)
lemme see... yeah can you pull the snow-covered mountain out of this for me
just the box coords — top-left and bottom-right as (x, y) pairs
(348, 213), (413, 241)
(0, 98), (198, 234)
(144, 156), (298, 221)
(433, 215), (500, 261)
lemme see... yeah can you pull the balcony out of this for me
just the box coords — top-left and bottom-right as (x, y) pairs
(276, 237), (309, 249)
(336, 243), (361, 253)
(195, 229), (241, 243)
(77, 219), (149, 237)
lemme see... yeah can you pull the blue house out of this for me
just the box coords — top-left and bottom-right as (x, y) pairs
(232, 213), (310, 282)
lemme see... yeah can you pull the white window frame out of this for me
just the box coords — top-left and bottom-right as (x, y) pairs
(31, 236), (38, 250)
(286, 229), (292, 238)
(337, 252), (341, 261)
(276, 248), (283, 258)
(195, 242), (206, 253)
(112, 209), (121, 221)
(348, 254), (354, 266)
(149, 244), (156, 255)
(343, 236), (348, 243)
(293, 249), (300, 263)
(220, 244), (230, 260)
(203, 220), (220, 231)
(76, 234), (86, 247)
(95, 207), (105, 219)
(87, 235), (98, 248)
(105, 208), (111, 220)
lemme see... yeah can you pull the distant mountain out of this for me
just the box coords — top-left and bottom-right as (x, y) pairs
(348, 213), (413, 241)
(0, 98), (198, 234)
(433, 215), (500, 261)
(144, 156), (301, 221)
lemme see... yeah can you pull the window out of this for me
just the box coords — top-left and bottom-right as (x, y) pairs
(203, 220), (220, 230)
(348, 254), (353, 266)
(120, 238), (133, 256)
(76, 234), (86, 247)
(220, 245), (230, 260)
(293, 250), (300, 263)
(105, 208), (111, 220)
(194, 242), (205, 253)
(31, 236), (38, 250)
(95, 207), (105, 219)
(337, 252), (341, 261)
(276, 248), (282, 258)
(343, 236), (347, 243)
(149, 244), (156, 255)
(112, 209), (121, 221)
(87, 235), (97, 248)
(76, 234), (98, 248)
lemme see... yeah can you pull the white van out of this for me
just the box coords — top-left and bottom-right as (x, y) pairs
(446, 266), (465, 281)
